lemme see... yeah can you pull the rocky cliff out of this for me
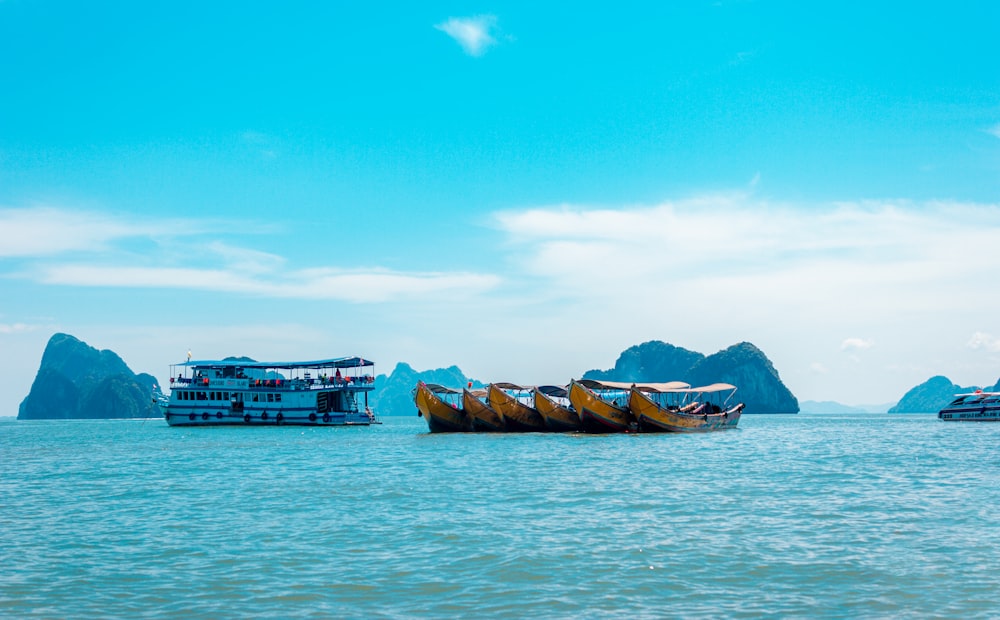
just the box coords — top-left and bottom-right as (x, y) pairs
(372, 362), (483, 416)
(18, 333), (163, 419)
(583, 340), (798, 414)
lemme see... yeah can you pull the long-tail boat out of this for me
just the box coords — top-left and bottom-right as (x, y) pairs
(488, 383), (546, 432)
(533, 385), (581, 432)
(414, 382), (471, 432)
(630, 383), (744, 432)
(568, 379), (636, 433)
(464, 388), (506, 432)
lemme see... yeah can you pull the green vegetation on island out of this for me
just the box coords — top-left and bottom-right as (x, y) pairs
(18, 333), (163, 420)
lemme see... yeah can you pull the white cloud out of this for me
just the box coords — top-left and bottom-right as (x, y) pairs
(435, 15), (498, 56)
(0, 322), (37, 334)
(3, 206), (500, 304)
(987, 124), (1000, 139)
(205, 241), (286, 275)
(841, 338), (873, 351)
(0, 207), (159, 257)
(37, 264), (500, 303)
(493, 198), (1000, 299)
(0, 206), (237, 258)
(968, 332), (1000, 352)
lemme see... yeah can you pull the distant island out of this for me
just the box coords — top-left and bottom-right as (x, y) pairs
(580, 340), (799, 414)
(889, 375), (999, 413)
(18, 333), (163, 420)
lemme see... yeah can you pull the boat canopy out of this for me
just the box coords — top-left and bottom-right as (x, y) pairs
(492, 381), (530, 391)
(422, 383), (462, 395)
(577, 379), (691, 392)
(536, 385), (568, 398)
(678, 383), (737, 394)
(179, 357), (374, 370)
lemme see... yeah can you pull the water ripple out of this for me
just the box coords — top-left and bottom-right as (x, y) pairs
(2, 415), (1000, 618)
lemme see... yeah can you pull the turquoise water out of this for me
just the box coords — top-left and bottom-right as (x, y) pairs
(2, 413), (999, 618)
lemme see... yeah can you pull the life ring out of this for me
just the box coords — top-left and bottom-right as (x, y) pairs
(189, 413), (196, 421)
(309, 413), (317, 422)
(276, 413), (284, 424)
(261, 411), (269, 421)
(243, 413), (251, 423)
(322, 413), (331, 423)
(216, 412), (223, 419)
(202, 412), (209, 420)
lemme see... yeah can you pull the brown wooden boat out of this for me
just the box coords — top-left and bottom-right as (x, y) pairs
(533, 385), (581, 432)
(630, 383), (744, 433)
(414, 382), (471, 432)
(568, 379), (634, 433)
(463, 388), (506, 432)
(488, 383), (546, 432)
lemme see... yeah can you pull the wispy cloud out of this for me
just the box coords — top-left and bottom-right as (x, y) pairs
(2, 206), (500, 303)
(435, 15), (498, 57)
(0, 322), (37, 334)
(0, 205), (236, 258)
(0, 207), (165, 257)
(968, 332), (1000, 352)
(841, 338), (873, 351)
(494, 196), (1000, 286)
(987, 124), (1000, 139)
(37, 264), (499, 303)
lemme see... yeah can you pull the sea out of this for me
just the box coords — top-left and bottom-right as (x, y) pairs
(2, 413), (999, 619)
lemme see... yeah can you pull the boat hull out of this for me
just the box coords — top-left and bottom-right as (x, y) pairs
(630, 388), (742, 432)
(464, 389), (506, 432)
(534, 389), (581, 432)
(938, 406), (1000, 421)
(415, 383), (470, 432)
(164, 410), (376, 426)
(488, 384), (546, 432)
(568, 380), (633, 433)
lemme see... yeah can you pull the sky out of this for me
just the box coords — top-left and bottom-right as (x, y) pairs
(2, 1), (1000, 413)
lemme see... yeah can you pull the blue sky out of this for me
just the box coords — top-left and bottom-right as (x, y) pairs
(2, 1), (1000, 412)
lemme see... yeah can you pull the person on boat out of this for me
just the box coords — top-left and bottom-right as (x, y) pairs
(335, 369), (342, 384)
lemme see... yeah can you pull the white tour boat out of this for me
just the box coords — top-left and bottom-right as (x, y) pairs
(164, 357), (379, 427)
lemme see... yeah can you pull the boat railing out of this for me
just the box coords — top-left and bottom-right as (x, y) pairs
(173, 375), (375, 390)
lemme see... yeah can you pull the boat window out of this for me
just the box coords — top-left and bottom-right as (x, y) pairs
(222, 391), (229, 401)
(197, 391), (207, 401)
(275, 394), (281, 402)
(267, 393), (274, 402)
(252, 393), (259, 402)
